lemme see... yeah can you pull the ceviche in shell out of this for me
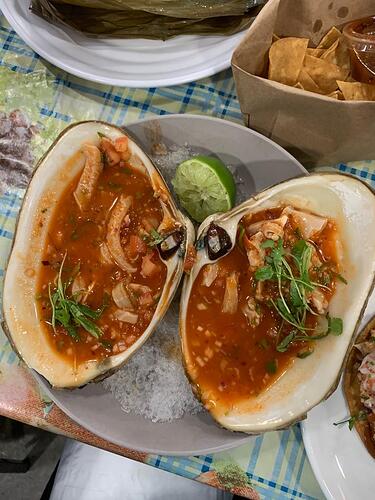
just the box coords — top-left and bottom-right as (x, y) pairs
(2, 121), (193, 388)
(180, 174), (375, 432)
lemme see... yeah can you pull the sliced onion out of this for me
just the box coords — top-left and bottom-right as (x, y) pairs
(141, 254), (158, 277)
(222, 272), (239, 314)
(73, 144), (103, 211)
(106, 195), (136, 273)
(244, 232), (265, 270)
(283, 207), (327, 239)
(129, 154), (147, 175)
(202, 263), (219, 287)
(112, 282), (134, 310)
(100, 242), (113, 265)
(128, 283), (152, 295)
(71, 274), (94, 303)
(114, 309), (138, 324)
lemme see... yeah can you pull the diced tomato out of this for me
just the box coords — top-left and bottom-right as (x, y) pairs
(100, 137), (121, 166)
(184, 244), (197, 273)
(114, 137), (131, 161)
(141, 252), (159, 277)
(128, 235), (147, 258)
(114, 136), (128, 153)
(139, 292), (154, 306)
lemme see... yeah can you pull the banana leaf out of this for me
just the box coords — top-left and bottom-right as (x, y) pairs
(30, 1), (263, 39)
(51, 0), (253, 19)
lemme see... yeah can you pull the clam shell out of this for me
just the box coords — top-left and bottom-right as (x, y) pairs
(180, 173), (375, 433)
(2, 121), (194, 388)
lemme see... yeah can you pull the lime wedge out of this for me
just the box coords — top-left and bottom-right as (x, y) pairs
(172, 155), (236, 223)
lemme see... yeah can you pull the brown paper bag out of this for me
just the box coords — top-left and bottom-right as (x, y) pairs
(231, 0), (375, 166)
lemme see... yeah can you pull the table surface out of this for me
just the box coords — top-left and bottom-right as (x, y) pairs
(1, 11), (375, 500)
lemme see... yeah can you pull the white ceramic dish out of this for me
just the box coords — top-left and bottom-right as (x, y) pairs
(302, 291), (375, 500)
(0, 0), (246, 87)
(4, 114), (308, 455)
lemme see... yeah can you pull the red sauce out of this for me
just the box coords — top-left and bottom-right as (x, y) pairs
(37, 144), (167, 365)
(186, 207), (340, 412)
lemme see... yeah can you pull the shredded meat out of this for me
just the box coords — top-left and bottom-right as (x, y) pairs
(247, 215), (288, 241)
(222, 272), (239, 314)
(359, 349), (375, 412)
(244, 232), (265, 271)
(202, 263), (219, 287)
(308, 288), (328, 314)
(242, 297), (261, 327)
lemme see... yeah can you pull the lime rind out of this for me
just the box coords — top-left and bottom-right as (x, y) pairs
(172, 156), (236, 222)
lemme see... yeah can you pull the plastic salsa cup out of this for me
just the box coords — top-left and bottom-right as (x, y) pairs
(343, 15), (375, 84)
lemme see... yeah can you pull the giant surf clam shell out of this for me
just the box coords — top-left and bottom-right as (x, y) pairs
(2, 121), (194, 388)
(180, 173), (375, 432)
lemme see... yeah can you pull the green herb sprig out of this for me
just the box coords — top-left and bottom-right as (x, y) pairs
(143, 229), (165, 247)
(254, 238), (343, 352)
(333, 410), (368, 430)
(48, 254), (107, 342)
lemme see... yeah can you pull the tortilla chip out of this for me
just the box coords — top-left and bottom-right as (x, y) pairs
(303, 55), (349, 93)
(297, 68), (322, 94)
(268, 37), (309, 86)
(321, 37), (350, 70)
(306, 48), (325, 57)
(317, 27), (341, 49)
(327, 90), (344, 100)
(294, 82), (304, 89)
(337, 80), (375, 101)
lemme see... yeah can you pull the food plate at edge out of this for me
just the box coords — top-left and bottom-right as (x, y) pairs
(0, 0), (261, 87)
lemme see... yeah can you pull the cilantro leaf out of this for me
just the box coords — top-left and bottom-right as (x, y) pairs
(328, 316), (343, 336)
(255, 265), (274, 281)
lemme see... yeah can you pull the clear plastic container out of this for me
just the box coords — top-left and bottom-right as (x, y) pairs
(343, 15), (375, 84)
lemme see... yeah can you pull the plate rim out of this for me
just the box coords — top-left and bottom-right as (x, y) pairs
(0, 0), (243, 88)
(301, 419), (334, 500)
(17, 113), (307, 456)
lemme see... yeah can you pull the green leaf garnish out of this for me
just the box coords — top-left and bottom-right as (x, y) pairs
(332, 272), (348, 285)
(255, 265), (274, 281)
(276, 331), (297, 352)
(97, 131), (106, 138)
(48, 254), (107, 341)
(328, 316), (343, 336)
(144, 229), (165, 247)
(297, 348), (314, 359)
(333, 410), (367, 430)
(253, 236), (344, 355)
(265, 359), (278, 374)
(258, 338), (270, 349)
(261, 239), (275, 249)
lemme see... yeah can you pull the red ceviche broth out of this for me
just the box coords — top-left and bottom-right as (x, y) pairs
(186, 206), (345, 413)
(37, 134), (170, 365)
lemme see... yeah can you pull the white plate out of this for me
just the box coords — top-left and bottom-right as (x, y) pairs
(0, 0), (246, 87)
(302, 292), (375, 500)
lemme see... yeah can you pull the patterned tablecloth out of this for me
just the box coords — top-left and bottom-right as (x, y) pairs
(1, 12), (375, 500)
